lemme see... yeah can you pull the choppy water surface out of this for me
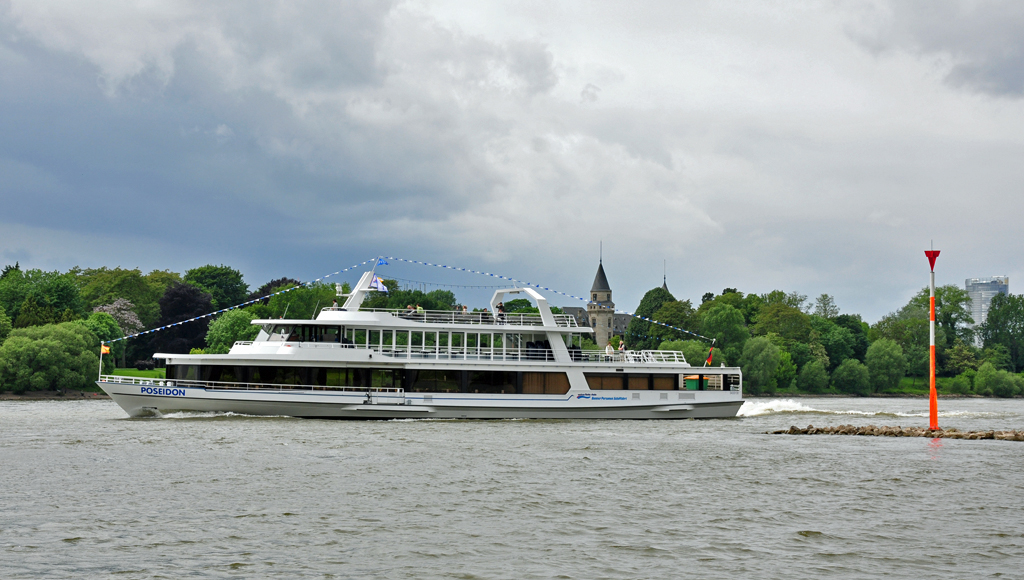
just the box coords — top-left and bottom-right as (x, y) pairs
(2, 397), (1023, 579)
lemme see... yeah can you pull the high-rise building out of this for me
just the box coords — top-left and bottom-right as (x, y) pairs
(965, 276), (1009, 343)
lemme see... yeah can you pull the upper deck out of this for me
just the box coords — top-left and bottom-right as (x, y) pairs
(314, 307), (579, 328)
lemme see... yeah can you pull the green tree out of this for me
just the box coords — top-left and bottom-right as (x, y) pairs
(0, 322), (100, 393)
(649, 300), (698, 343)
(14, 295), (54, 327)
(945, 374), (972, 395)
(866, 338), (906, 393)
(797, 359), (829, 393)
(81, 312), (122, 374)
(206, 308), (262, 354)
(659, 339), (727, 367)
(903, 344), (929, 378)
(1, 268), (85, 324)
(760, 290), (808, 312)
(77, 267), (168, 328)
(752, 302), (811, 342)
(978, 293), (1024, 372)
(980, 344), (1012, 371)
(973, 362), (1021, 398)
(249, 277), (302, 303)
(813, 293), (839, 319)
(700, 303), (749, 362)
(834, 314), (868, 361)
(831, 358), (870, 396)
(0, 305), (11, 344)
(819, 325), (856, 371)
(774, 350), (797, 390)
(625, 286), (676, 351)
(739, 337), (780, 395)
(697, 290), (762, 325)
(944, 340), (979, 376)
(148, 282), (213, 355)
(262, 282), (340, 319)
(907, 285), (974, 347)
(184, 265), (249, 310)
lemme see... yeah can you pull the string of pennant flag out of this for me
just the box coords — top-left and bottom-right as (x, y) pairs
(102, 258), (379, 345)
(380, 256), (715, 344)
(101, 255), (714, 346)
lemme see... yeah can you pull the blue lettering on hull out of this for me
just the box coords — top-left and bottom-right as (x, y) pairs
(140, 386), (187, 397)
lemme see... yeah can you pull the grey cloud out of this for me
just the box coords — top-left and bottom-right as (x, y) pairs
(851, 0), (1024, 96)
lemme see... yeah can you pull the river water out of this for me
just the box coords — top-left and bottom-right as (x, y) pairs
(1, 397), (1022, 579)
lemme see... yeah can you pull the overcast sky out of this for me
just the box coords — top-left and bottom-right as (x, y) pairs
(2, 0), (1022, 322)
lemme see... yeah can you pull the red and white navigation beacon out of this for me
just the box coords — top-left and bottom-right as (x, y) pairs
(925, 247), (940, 431)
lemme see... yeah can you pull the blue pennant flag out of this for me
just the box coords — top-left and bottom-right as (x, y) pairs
(377, 258), (388, 266)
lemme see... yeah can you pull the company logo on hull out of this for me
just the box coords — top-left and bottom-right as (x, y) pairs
(141, 386), (186, 397)
(577, 393), (627, 401)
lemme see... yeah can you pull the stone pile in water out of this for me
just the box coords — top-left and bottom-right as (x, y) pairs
(769, 425), (1024, 441)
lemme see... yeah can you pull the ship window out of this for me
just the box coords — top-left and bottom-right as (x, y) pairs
(522, 372), (570, 395)
(725, 374), (742, 391)
(316, 368), (360, 387)
(371, 369), (402, 389)
(628, 374), (649, 390)
(409, 369), (460, 392)
(653, 375), (676, 390)
(204, 366), (243, 383)
(168, 365), (199, 381)
(585, 373), (624, 390)
(468, 371), (516, 394)
(249, 366), (302, 385)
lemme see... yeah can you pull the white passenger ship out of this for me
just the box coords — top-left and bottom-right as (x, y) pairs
(97, 270), (743, 419)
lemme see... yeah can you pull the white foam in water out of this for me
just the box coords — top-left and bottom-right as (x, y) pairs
(738, 399), (820, 416)
(738, 399), (1000, 418)
(155, 411), (289, 419)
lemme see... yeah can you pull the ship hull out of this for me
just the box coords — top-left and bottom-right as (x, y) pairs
(98, 380), (744, 420)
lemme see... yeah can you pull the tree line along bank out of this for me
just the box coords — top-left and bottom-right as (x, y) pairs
(0, 262), (1022, 398)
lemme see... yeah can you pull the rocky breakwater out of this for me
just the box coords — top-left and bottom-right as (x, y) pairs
(770, 424), (1024, 441)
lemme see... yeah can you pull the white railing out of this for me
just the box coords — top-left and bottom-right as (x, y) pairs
(319, 307), (579, 328)
(228, 342), (690, 365)
(100, 374), (405, 396)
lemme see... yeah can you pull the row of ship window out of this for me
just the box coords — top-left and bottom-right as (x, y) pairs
(166, 365), (738, 394)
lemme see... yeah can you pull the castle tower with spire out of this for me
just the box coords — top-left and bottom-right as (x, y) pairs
(587, 259), (615, 347)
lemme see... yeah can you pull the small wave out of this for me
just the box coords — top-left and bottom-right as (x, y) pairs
(154, 411), (289, 419)
(738, 399), (999, 418)
(738, 399), (820, 416)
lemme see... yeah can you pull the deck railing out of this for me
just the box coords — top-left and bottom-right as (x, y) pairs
(319, 307), (579, 328)
(100, 374), (404, 395)
(229, 342), (691, 365)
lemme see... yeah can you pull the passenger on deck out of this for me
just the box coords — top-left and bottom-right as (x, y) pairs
(416, 304), (424, 315)
(605, 341), (614, 360)
(497, 302), (506, 324)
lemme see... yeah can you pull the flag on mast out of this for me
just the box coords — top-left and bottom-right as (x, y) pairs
(101, 344), (111, 354)
(369, 275), (389, 293)
(705, 346), (714, 366)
